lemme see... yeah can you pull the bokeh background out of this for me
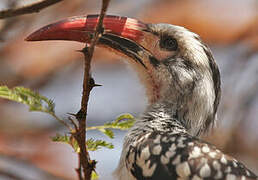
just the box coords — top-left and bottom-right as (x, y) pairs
(0, 0), (257, 179)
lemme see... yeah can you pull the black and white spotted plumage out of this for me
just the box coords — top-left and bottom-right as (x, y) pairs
(125, 131), (257, 180)
(114, 101), (257, 180)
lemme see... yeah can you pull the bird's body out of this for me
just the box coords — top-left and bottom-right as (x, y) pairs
(27, 14), (258, 180)
(115, 104), (257, 180)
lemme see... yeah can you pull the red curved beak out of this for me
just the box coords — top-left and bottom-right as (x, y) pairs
(26, 14), (157, 69)
(26, 14), (147, 43)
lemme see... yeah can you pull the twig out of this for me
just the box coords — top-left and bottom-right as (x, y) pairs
(49, 112), (72, 131)
(68, 116), (78, 131)
(74, 0), (110, 179)
(0, 2), (17, 41)
(0, 0), (64, 19)
(76, 162), (83, 180)
(86, 124), (131, 131)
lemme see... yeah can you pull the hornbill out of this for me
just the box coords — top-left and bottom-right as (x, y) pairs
(27, 15), (258, 180)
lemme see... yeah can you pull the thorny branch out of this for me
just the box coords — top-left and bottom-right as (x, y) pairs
(73, 0), (111, 179)
(0, 0), (64, 19)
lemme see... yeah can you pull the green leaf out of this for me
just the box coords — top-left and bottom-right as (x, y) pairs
(104, 113), (135, 130)
(111, 119), (135, 130)
(86, 113), (135, 139)
(0, 86), (55, 114)
(115, 113), (135, 123)
(51, 133), (70, 143)
(86, 138), (114, 151)
(52, 135), (113, 152)
(0, 86), (71, 129)
(51, 133), (80, 153)
(99, 128), (114, 139)
(91, 171), (99, 180)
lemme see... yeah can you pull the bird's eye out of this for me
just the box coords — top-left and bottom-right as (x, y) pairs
(160, 36), (178, 51)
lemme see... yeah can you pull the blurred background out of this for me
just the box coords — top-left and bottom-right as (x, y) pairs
(0, 0), (257, 179)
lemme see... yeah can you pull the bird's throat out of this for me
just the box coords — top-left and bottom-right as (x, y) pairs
(147, 70), (161, 104)
(135, 101), (188, 135)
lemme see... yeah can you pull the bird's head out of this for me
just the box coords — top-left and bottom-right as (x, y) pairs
(26, 15), (221, 135)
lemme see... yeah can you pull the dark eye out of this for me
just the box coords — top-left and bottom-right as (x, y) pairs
(160, 36), (178, 51)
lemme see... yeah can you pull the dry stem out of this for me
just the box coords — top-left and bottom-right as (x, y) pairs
(0, 0), (63, 19)
(74, 0), (110, 179)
